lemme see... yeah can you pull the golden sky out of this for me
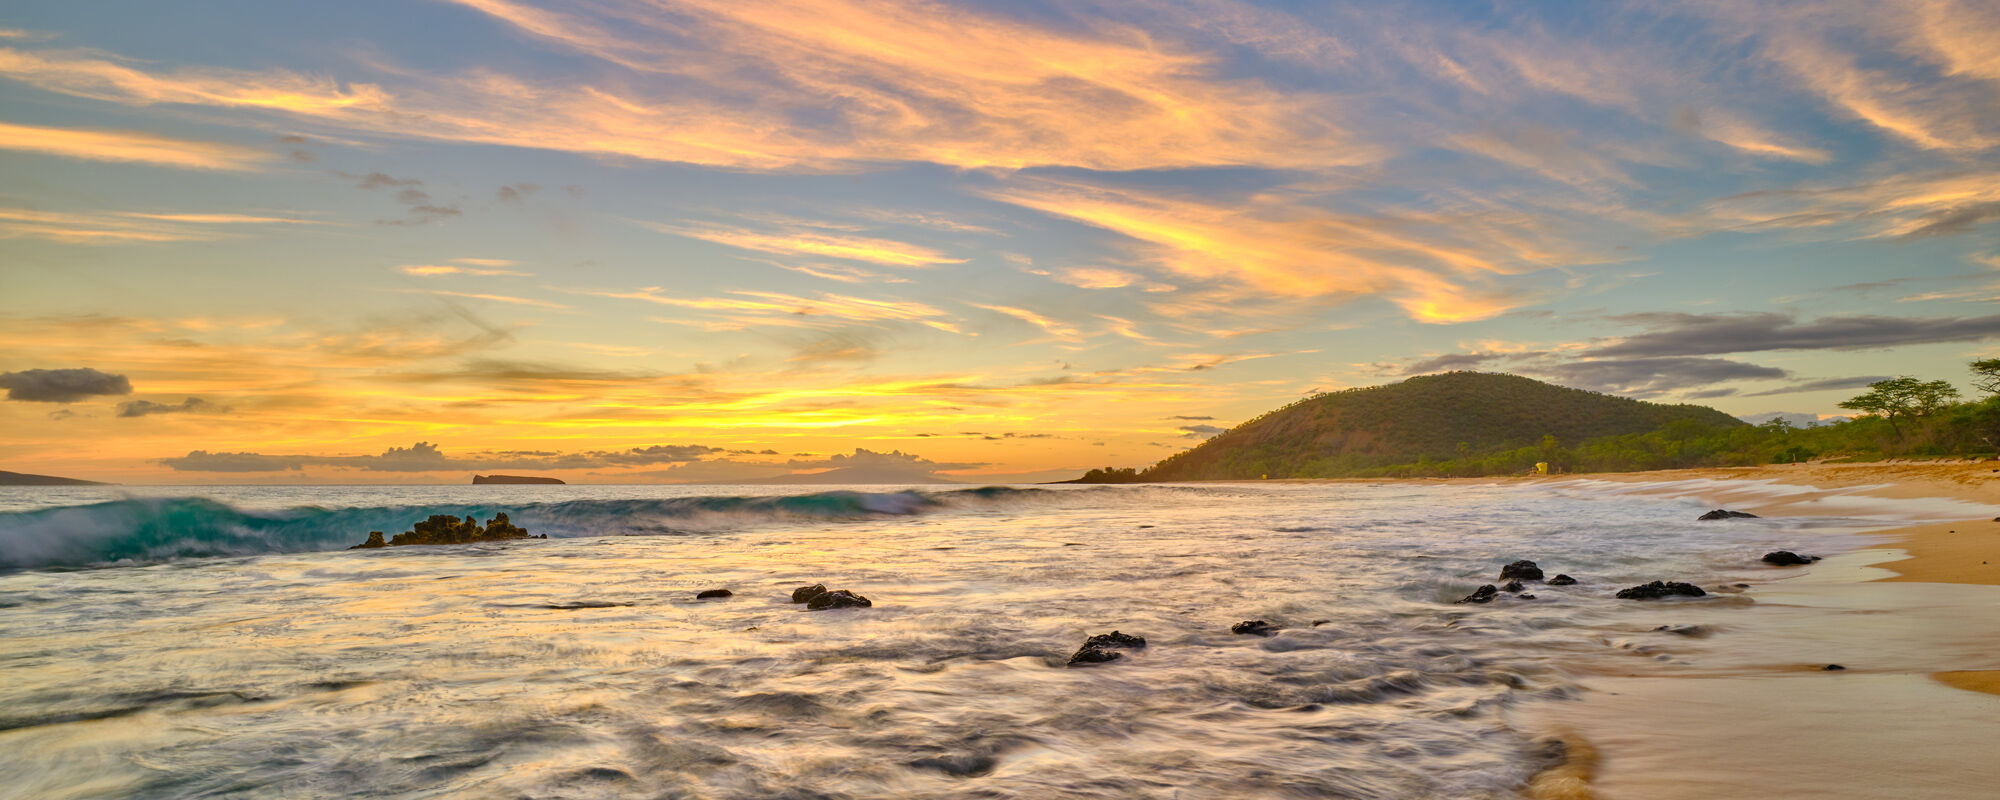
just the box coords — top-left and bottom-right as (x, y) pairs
(3, 1), (1999, 483)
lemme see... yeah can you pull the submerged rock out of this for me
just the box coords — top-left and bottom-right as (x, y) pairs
(1502, 580), (1526, 593)
(1499, 560), (1544, 581)
(695, 589), (733, 599)
(353, 513), (538, 549)
(805, 589), (871, 610)
(790, 584), (828, 603)
(1761, 550), (1821, 566)
(1231, 620), (1278, 636)
(1067, 647), (1124, 666)
(1547, 574), (1577, 586)
(1698, 509), (1759, 520)
(1456, 584), (1499, 604)
(1083, 631), (1147, 649)
(1615, 581), (1708, 600)
(1068, 630), (1146, 667)
(1824, 664), (1846, 671)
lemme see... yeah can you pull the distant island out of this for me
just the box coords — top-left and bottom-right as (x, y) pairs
(472, 474), (565, 485)
(0, 469), (110, 486)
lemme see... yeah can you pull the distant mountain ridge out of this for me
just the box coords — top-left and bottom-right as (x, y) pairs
(1137, 372), (1745, 481)
(0, 469), (109, 486)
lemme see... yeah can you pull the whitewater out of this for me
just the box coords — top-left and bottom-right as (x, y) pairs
(0, 482), (1887, 799)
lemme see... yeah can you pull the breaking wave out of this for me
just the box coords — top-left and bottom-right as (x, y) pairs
(0, 487), (1050, 570)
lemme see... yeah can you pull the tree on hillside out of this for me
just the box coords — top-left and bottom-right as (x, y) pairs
(1837, 377), (1960, 436)
(1973, 358), (2000, 395)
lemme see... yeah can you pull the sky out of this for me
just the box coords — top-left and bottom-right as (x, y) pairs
(2, 0), (1999, 484)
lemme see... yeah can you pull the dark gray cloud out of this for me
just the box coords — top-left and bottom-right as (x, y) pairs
(1401, 352), (1504, 375)
(1168, 415), (1214, 421)
(1683, 388), (1737, 400)
(349, 171), (420, 190)
(160, 441), (727, 473)
(1898, 202), (2000, 239)
(340, 170), (461, 224)
(496, 183), (541, 202)
(784, 448), (981, 471)
(1739, 375), (1892, 397)
(0, 368), (132, 402)
(1594, 312), (2000, 358)
(117, 397), (225, 417)
(1530, 357), (1788, 397)
(1179, 424), (1226, 438)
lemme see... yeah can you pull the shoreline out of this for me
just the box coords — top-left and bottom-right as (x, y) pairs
(1513, 461), (2000, 799)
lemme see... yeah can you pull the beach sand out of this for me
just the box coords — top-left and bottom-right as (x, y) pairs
(1515, 460), (2000, 799)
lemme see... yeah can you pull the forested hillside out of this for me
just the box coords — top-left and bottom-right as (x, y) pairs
(1140, 373), (1742, 480)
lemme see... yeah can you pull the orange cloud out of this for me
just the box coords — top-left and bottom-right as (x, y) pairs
(0, 206), (318, 243)
(588, 286), (964, 332)
(645, 221), (963, 267)
(0, 121), (271, 170)
(985, 180), (1543, 323)
(400, 264), (532, 277)
(0, 2), (1369, 173)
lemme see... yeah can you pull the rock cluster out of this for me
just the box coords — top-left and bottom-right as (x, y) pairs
(1456, 585), (1499, 604)
(1231, 620), (1278, 636)
(1615, 581), (1707, 600)
(1761, 550), (1821, 566)
(349, 513), (543, 549)
(1068, 631), (1146, 666)
(1698, 509), (1759, 520)
(791, 584), (871, 609)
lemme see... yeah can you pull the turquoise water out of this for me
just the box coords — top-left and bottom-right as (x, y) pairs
(0, 482), (1868, 799)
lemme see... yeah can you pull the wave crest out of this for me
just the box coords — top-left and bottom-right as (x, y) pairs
(0, 487), (1048, 570)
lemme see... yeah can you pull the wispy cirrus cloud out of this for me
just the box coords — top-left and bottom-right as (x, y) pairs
(985, 179), (1589, 323)
(643, 221), (964, 267)
(586, 286), (963, 333)
(0, 206), (323, 244)
(0, 120), (272, 170)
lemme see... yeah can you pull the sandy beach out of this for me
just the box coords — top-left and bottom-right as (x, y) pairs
(1519, 460), (2000, 799)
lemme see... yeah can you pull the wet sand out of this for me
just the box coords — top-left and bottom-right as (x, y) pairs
(1514, 460), (2000, 799)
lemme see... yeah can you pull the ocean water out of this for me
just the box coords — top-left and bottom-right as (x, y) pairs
(0, 482), (1881, 799)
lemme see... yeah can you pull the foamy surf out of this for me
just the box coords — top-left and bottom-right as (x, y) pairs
(0, 482), (1892, 798)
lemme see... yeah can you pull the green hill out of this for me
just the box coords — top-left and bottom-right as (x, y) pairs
(1137, 372), (1745, 480)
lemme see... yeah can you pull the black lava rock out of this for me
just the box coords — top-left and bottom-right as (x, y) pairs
(1502, 580), (1526, 593)
(1615, 581), (1708, 600)
(790, 584), (828, 603)
(1824, 664), (1846, 671)
(1698, 509), (1759, 520)
(1499, 560), (1544, 581)
(805, 589), (872, 610)
(1067, 648), (1123, 666)
(1547, 574), (1577, 586)
(1082, 631), (1147, 649)
(1456, 584), (1499, 604)
(1761, 550), (1821, 566)
(1068, 630), (1146, 667)
(695, 589), (733, 599)
(349, 531), (387, 549)
(1231, 620), (1277, 636)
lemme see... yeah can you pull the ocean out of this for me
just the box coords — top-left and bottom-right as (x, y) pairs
(0, 482), (1892, 799)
